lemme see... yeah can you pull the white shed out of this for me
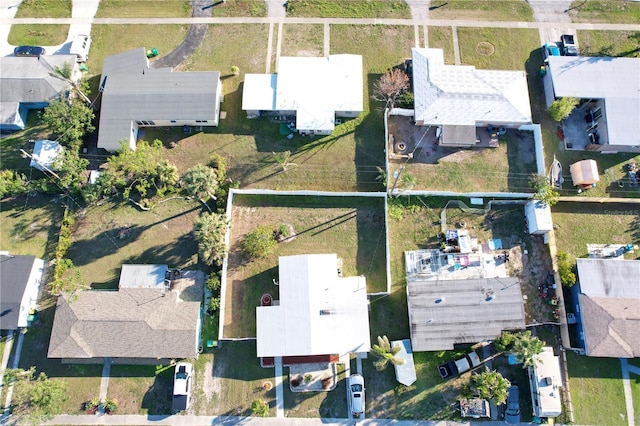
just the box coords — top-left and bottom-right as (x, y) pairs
(525, 200), (553, 235)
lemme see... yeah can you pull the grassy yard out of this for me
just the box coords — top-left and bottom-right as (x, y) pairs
(566, 351), (628, 426)
(107, 364), (174, 414)
(551, 202), (640, 262)
(7, 25), (70, 46)
(457, 27), (540, 70)
(632, 369), (640, 424)
(577, 30), (640, 58)
(209, 0), (267, 17)
(428, 0), (534, 22)
(281, 24), (324, 57)
(568, 0), (640, 24)
(222, 194), (387, 338)
(95, 0), (191, 18)
(285, 0), (410, 18)
(14, 0), (71, 18)
(428, 27), (455, 64)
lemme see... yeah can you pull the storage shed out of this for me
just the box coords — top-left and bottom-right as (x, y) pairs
(570, 159), (599, 186)
(525, 200), (553, 235)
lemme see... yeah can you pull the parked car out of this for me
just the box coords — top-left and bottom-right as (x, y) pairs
(172, 362), (193, 413)
(504, 385), (521, 424)
(542, 42), (560, 63)
(14, 45), (46, 57)
(560, 34), (578, 56)
(348, 374), (365, 418)
(437, 350), (481, 379)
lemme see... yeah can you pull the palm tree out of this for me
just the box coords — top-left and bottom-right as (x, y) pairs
(182, 164), (219, 212)
(371, 335), (405, 371)
(472, 370), (511, 405)
(511, 331), (544, 368)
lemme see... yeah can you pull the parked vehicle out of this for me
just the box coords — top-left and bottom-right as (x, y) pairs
(14, 45), (46, 57)
(69, 34), (91, 62)
(542, 42), (560, 63)
(437, 350), (481, 379)
(504, 385), (521, 424)
(560, 34), (578, 56)
(348, 374), (365, 417)
(172, 362), (193, 413)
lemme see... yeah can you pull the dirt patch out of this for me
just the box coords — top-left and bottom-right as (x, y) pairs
(202, 359), (220, 404)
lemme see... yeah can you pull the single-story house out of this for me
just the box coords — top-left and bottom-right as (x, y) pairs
(0, 254), (45, 330)
(411, 48), (532, 147)
(256, 254), (371, 359)
(48, 264), (201, 363)
(30, 140), (63, 172)
(242, 55), (363, 135)
(97, 48), (222, 152)
(572, 258), (640, 358)
(0, 55), (78, 132)
(543, 56), (640, 153)
(528, 347), (562, 418)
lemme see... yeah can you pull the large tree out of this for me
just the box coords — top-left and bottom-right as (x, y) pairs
(494, 331), (544, 368)
(41, 98), (94, 151)
(371, 335), (405, 371)
(10, 370), (68, 424)
(373, 68), (410, 108)
(243, 225), (277, 259)
(471, 370), (511, 405)
(194, 212), (228, 266)
(182, 164), (219, 212)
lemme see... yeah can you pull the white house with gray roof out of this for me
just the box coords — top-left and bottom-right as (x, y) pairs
(543, 56), (640, 153)
(411, 48), (532, 147)
(0, 55), (78, 132)
(97, 48), (222, 152)
(242, 55), (363, 135)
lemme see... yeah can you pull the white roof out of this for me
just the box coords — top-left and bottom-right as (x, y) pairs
(547, 56), (640, 146)
(392, 339), (417, 386)
(529, 347), (562, 417)
(118, 264), (169, 289)
(411, 48), (532, 126)
(30, 140), (63, 171)
(525, 200), (553, 233)
(242, 74), (277, 111)
(256, 254), (371, 357)
(576, 258), (640, 298)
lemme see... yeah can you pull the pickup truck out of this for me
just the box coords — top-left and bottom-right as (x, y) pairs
(560, 34), (578, 56)
(438, 351), (481, 379)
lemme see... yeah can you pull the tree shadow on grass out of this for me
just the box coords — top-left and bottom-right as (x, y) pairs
(139, 365), (173, 415)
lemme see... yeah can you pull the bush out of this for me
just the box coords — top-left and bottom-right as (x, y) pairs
(104, 398), (118, 413)
(251, 399), (268, 417)
(548, 97), (579, 122)
(557, 250), (577, 287)
(207, 297), (221, 314)
(208, 153), (227, 181)
(206, 274), (221, 293)
(397, 91), (414, 109)
(243, 225), (277, 258)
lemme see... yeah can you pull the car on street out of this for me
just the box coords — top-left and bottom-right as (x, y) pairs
(348, 374), (365, 418)
(504, 385), (521, 424)
(172, 362), (193, 413)
(438, 350), (481, 379)
(542, 42), (560, 63)
(14, 45), (46, 57)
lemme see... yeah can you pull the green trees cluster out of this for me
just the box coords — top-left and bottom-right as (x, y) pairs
(243, 225), (277, 259)
(7, 368), (68, 424)
(529, 174), (559, 207)
(470, 370), (511, 405)
(41, 98), (94, 151)
(548, 97), (579, 122)
(194, 213), (228, 267)
(493, 331), (544, 368)
(557, 250), (577, 287)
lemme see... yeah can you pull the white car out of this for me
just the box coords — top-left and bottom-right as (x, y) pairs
(348, 374), (365, 417)
(172, 362), (193, 412)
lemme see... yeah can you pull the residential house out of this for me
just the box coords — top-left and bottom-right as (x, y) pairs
(97, 48), (222, 152)
(256, 254), (371, 360)
(543, 56), (640, 153)
(572, 258), (640, 358)
(0, 55), (78, 132)
(48, 264), (201, 363)
(242, 55), (363, 135)
(410, 48), (532, 147)
(0, 254), (45, 330)
(528, 347), (562, 418)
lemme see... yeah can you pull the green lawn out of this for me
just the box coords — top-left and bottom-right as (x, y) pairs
(223, 194), (388, 338)
(209, 0), (267, 17)
(107, 364), (174, 414)
(566, 351), (627, 426)
(14, 0), (71, 18)
(95, 0), (190, 18)
(568, 0), (640, 24)
(457, 27), (540, 70)
(281, 24), (324, 57)
(428, 0), (534, 22)
(286, 0), (410, 18)
(7, 25), (70, 46)
(632, 370), (640, 425)
(428, 27), (455, 64)
(551, 203), (640, 262)
(577, 30), (640, 58)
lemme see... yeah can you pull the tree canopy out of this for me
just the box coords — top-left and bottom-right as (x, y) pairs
(182, 164), (219, 211)
(10, 369), (68, 424)
(41, 98), (94, 150)
(371, 335), (405, 371)
(548, 97), (579, 122)
(494, 331), (544, 368)
(471, 370), (511, 405)
(243, 225), (277, 259)
(194, 212), (228, 266)
(373, 68), (410, 108)
(529, 174), (559, 206)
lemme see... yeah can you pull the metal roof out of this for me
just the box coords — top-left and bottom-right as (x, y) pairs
(242, 74), (277, 111)
(406, 277), (525, 351)
(577, 258), (640, 298)
(256, 254), (371, 357)
(411, 48), (532, 126)
(547, 56), (640, 147)
(529, 347), (562, 417)
(0, 255), (42, 330)
(392, 339), (417, 386)
(118, 264), (168, 289)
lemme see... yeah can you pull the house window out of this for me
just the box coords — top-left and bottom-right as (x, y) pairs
(195, 120), (208, 123)
(135, 120), (156, 126)
(170, 120), (177, 123)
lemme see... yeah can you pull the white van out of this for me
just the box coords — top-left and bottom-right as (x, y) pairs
(69, 34), (91, 62)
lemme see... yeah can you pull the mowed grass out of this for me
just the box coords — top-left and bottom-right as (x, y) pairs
(577, 30), (640, 57)
(551, 202), (640, 261)
(632, 370), (640, 424)
(281, 24), (324, 57)
(428, 0), (534, 21)
(14, 0), (71, 18)
(95, 0), (191, 18)
(286, 0), (410, 18)
(568, 0), (640, 24)
(67, 199), (202, 289)
(209, 0), (267, 17)
(7, 25), (70, 46)
(222, 194), (387, 338)
(428, 27), (455, 64)
(566, 352), (628, 426)
(458, 27), (540, 70)
(107, 364), (174, 415)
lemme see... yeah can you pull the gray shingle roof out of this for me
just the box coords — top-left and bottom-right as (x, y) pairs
(0, 255), (38, 330)
(48, 288), (200, 359)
